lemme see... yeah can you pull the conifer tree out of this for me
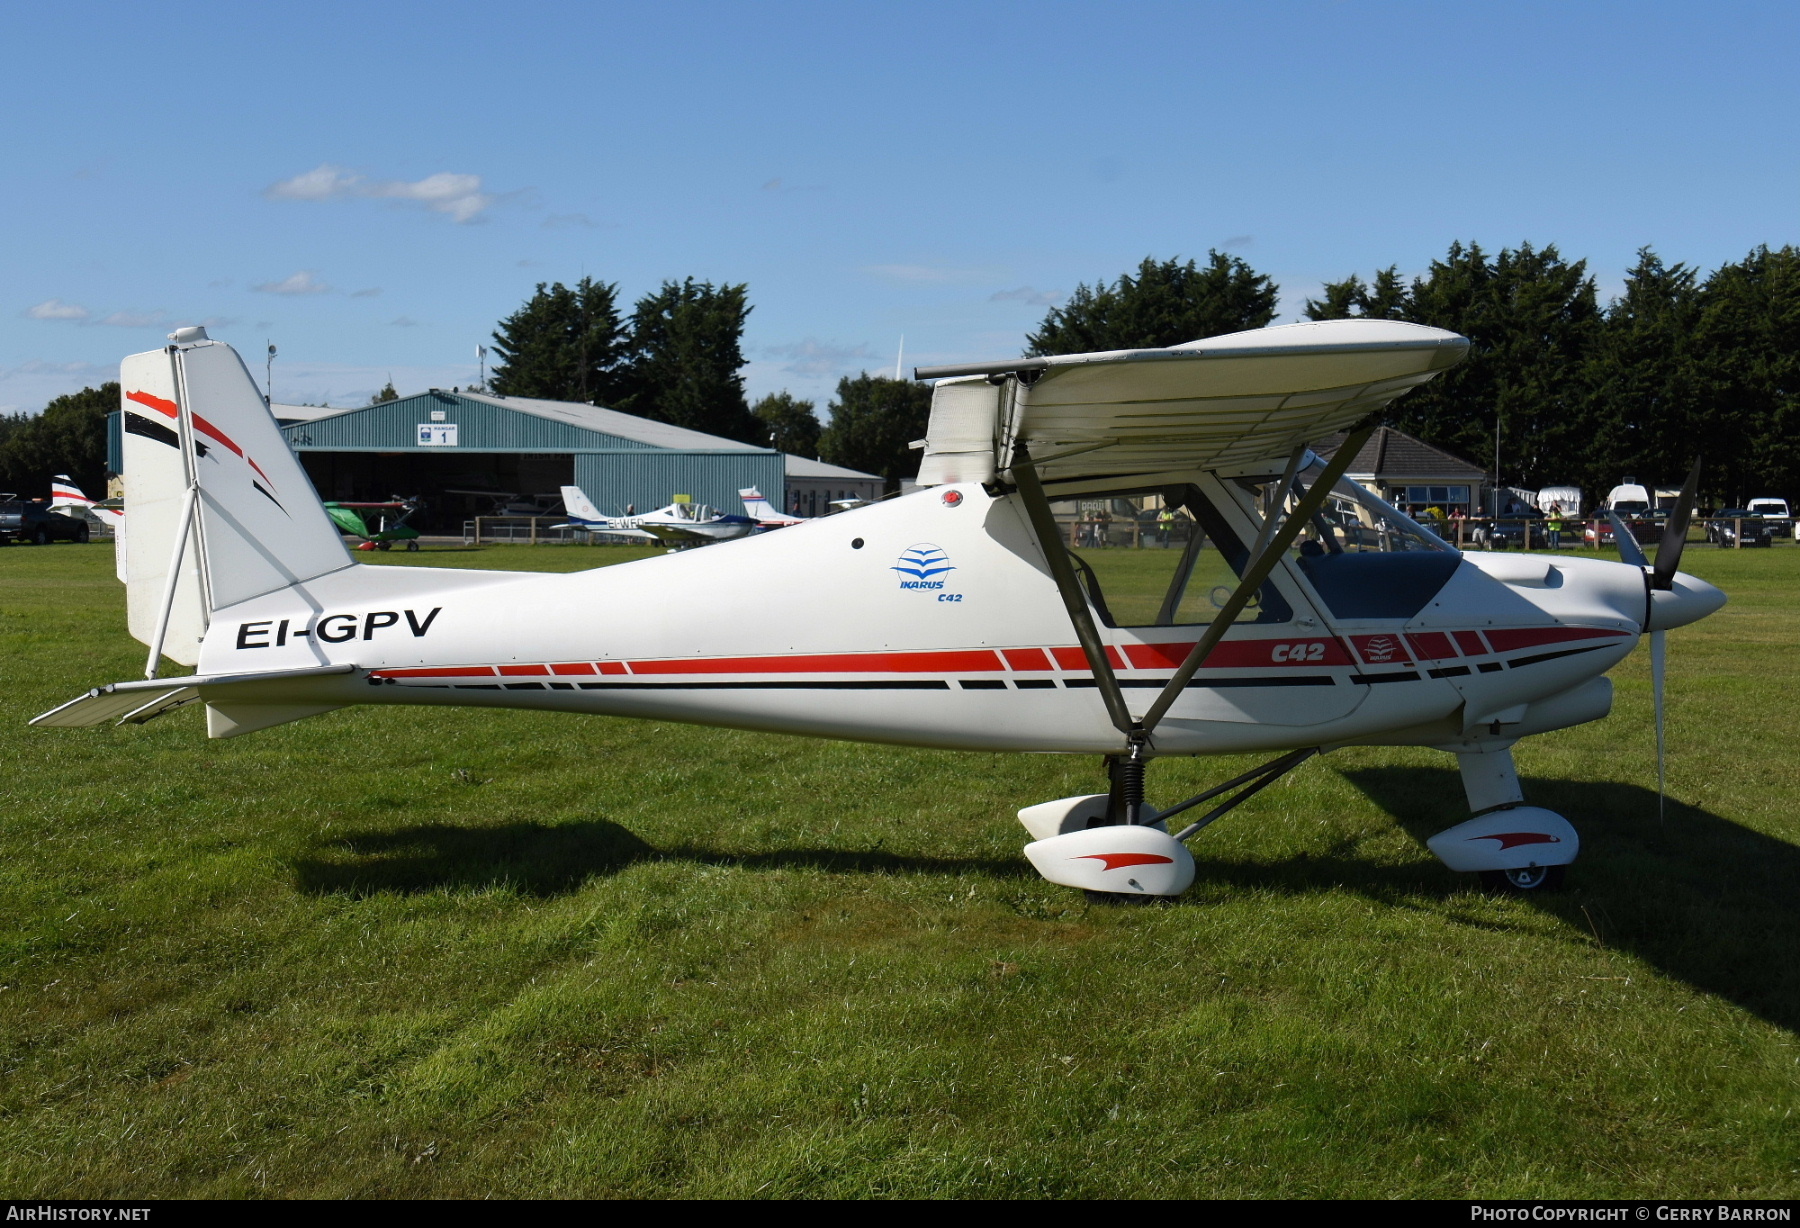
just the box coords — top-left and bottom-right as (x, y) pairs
(489, 277), (626, 404)
(618, 279), (758, 443)
(1025, 253), (1278, 355)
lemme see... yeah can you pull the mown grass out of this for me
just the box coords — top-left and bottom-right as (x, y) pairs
(1, 539), (1796, 1198)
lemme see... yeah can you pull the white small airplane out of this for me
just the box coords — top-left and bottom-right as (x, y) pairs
(49, 474), (128, 581)
(558, 484), (756, 548)
(740, 486), (804, 528)
(34, 322), (1726, 902)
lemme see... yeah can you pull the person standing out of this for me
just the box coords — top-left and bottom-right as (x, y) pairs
(1546, 509), (1564, 550)
(1157, 505), (1175, 547)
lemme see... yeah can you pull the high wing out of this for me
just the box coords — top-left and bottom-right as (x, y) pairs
(913, 319), (1468, 486)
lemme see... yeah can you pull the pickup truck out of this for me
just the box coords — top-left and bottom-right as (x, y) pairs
(0, 498), (90, 545)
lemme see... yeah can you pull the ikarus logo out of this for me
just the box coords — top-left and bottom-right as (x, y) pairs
(893, 543), (954, 591)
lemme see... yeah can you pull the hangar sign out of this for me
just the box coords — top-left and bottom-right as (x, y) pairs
(417, 423), (458, 447)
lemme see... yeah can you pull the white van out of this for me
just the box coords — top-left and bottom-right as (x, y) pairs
(1603, 482), (1651, 514)
(1748, 497), (1794, 539)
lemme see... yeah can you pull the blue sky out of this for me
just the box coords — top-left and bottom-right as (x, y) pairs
(5, 0), (1797, 415)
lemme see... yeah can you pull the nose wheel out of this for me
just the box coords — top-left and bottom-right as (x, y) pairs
(1479, 865), (1566, 893)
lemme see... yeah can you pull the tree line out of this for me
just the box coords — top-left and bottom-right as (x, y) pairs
(7, 244), (1793, 504)
(1300, 242), (1800, 504)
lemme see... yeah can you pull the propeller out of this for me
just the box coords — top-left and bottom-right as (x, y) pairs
(1606, 511), (1649, 567)
(1651, 457), (1703, 591)
(1643, 457), (1701, 821)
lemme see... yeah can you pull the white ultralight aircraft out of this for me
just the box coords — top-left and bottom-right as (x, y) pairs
(558, 483), (757, 547)
(32, 322), (1726, 900)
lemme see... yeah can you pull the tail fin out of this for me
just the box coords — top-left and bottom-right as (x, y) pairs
(740, 486), (774, 519)
(120, 331), (349, 667)
(560, 484), (607, 523)
(50, 475), (92, 511)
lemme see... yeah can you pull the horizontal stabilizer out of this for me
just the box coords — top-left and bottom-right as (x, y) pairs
(30, 664), (356, 729)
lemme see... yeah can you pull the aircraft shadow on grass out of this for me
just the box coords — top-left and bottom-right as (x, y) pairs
(290, 819), (1029, 900)
(1338, 766), (1800, 1036)
(290, 770), (1800, 1034)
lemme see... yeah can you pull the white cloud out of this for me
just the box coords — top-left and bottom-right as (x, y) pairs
(990, 286), (1061, 306)
(265, 163), (497, 224)
(253, 271), (331, 296)
(1222, 234), (1254, 249)
(764, 338), (876, 377)
(350, 287), (382, 298)
(389, 316), (420, 328)
(266, 164), (362, 201)
(25, 299), (89, 321)
(96, 310), (169, 328)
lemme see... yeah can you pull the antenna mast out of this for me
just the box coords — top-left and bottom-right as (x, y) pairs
(894, 334), (904, 381)
(265, 342), (276, 406)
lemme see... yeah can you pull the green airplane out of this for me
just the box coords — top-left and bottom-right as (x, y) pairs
(324, 499), (423, 551)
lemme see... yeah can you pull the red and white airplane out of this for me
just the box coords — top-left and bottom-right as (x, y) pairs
(49, 474), (127, 581)
(32, 322), (1724, 899)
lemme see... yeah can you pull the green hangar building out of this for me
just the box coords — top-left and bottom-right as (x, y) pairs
(269, 389), (881, 530)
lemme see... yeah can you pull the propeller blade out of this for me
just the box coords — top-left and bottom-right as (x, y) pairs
(1652, 456), (1703, 592)
(1607, 511), (1649, 567)
(1652, 628), (1666, 822)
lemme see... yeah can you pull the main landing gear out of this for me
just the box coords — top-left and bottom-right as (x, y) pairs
(1015, 743), (1578, 901)
(1016, 746), (1319, 903)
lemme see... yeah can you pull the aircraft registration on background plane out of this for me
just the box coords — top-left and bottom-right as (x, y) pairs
(557, 484), (757, 548)
(32, 321), (1724, 901)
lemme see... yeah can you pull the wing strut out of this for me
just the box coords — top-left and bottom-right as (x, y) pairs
(1009, 440), (1136, 741)
(1138, 417), (1380, 737)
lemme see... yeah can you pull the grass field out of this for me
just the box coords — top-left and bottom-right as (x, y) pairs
(1, 539), (1797, 1198)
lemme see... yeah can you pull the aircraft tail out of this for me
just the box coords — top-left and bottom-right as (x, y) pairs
(50, 475), (92, 510)
(740, 486), (775, 519)
(560, 484), (608, 523)
(52, 474), (128, 582)
(119, 329), (350, 667)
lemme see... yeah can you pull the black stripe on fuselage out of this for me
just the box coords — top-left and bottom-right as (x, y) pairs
(1508, 644), (1609, 669)
(1066, 675), (1338, 689)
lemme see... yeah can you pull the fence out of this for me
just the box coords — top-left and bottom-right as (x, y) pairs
(1060, 515), (1795, 552)
(462, 517), (577, 545)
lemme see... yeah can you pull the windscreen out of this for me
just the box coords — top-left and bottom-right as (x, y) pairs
(1238, 459), (1461, 620)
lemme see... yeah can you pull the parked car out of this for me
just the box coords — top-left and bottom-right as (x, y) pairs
(1706, 510), (1774, 548)
(0, 497), (90, 545)
(1470, 509), (1547, 548)
(1747, 497), (1794, 540)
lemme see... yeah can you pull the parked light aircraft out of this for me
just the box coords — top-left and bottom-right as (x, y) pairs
(50, 475), (127, 581)
(740, 486), (804, 528)
(33, 322), (1726, 900)
(558, 484), (756, 547)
